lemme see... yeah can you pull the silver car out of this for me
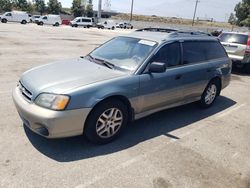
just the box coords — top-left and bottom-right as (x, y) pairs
(13, 29), (232, 144)
(219, 32), (250, 73)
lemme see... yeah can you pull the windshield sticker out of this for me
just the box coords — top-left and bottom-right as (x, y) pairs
(138, 40), (156, 46)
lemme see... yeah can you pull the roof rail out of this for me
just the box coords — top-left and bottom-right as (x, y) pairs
(135, 27), (178, 33)
(170, 30), (211, 36)
(135, 27), (211, 36)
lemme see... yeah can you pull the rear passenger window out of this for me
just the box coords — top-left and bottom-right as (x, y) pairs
(204, 42), (227, 60)
(182, 41), (206, 64)
(151, 42), (181, 67)
(182, 41), (227, 64)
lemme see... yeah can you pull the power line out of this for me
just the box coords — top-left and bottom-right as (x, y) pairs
(130, 0), (134, 22)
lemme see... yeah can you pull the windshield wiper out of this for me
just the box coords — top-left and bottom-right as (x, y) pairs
(96, 58), (115, 69)
(86, 54), (115, 69)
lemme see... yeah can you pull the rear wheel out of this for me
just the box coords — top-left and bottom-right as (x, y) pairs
(39, 22), (44, 26)
(2, 19), (7, 23)
(200, 80), (220, 108)
(54, 22), (59, 27)
(112, 26), (115, 30)
(21, 20), (27, 24)
(84, 99), (128, 144)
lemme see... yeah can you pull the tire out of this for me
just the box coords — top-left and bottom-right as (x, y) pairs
(2, 19), (7, 23)
(200, 79), (220, 108)
(243, 64), (250, 74)
(131, 26), (133, 29)
(112, 26), (115, 30)
(39, 22), (44, 26)
(84, 99), (128, 144)
(21, 20), (27, 24)
(54, 22), (59, 27)
(74, 24), (78, 27)
(87, 25), (90, 28)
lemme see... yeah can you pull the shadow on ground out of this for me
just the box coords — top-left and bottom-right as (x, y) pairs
(24, 96), (236, 162)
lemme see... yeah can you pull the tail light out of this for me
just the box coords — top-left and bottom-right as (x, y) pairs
(245, 35), (250, 54)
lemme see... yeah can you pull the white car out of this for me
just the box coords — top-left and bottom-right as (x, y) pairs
(70, 17), (94, 28)
(1, 11), (29, 24)
(31, 15), (41, 23)
(97, 20), (116, 30)
(37, 15), (61, 26)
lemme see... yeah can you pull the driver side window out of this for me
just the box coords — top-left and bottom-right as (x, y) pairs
(151, 42), (181, 67)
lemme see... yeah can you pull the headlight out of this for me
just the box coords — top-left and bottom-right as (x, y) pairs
(35, 93), (70, 111)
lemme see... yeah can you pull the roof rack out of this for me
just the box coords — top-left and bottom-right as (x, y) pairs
(135, 27), (211, 36)
(170, 30), (211, 36)
(135, 27), (178, 33)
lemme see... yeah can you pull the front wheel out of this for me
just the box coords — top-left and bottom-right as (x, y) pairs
(84, 99), (128, 144)
(200, 80), (220, 108)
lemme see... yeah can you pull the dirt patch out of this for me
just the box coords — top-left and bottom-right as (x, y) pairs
(153, 177), (172, 188)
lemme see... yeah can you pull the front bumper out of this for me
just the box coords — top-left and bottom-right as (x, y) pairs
(12, 87), (91, 138)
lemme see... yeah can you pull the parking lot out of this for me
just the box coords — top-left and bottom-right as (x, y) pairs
(0, 23), (250, 188)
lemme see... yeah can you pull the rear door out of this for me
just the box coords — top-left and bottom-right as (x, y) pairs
(219, 33), (248, 60)
(180, 41), (212, 101)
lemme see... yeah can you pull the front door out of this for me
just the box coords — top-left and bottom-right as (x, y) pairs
(138, 42), (184, 113)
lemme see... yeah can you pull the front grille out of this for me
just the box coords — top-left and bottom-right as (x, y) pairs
(19, 82), (33, 102)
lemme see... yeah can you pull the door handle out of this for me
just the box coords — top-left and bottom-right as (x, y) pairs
(175, 74), (182, 80)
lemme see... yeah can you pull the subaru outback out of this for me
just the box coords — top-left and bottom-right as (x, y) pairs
(13, 28), (232, 144)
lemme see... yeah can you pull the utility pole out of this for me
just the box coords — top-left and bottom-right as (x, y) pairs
(130, 0), (134, 22)
(192, 0), (199, 26)
(98, 0), (102, 21)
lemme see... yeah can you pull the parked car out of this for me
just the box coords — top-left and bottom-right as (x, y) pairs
(97, 20), (116, 30)
(13, 28), (231, 144)
(70, 17), (94, 28)
(219, 32), (250, 73)
(62, 19), (71, 25)
(117, 22), (133, 29)
(37, 15), (61, 26)
(31, 15), (41, 23)
(1, 11), (29, 24)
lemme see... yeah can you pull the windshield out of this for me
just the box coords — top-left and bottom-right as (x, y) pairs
(90, 37), (157, 72)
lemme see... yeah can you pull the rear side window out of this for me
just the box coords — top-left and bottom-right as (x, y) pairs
(219, 33), (248, 45)
(82, 19), (91, 22)
(182, 41), (227, 64)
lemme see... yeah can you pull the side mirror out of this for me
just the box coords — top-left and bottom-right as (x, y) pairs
(149, 62), (166, 73)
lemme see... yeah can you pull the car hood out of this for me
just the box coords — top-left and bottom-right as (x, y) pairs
(20, 58), (127, 100)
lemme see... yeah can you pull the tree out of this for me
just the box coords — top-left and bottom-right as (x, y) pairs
(86, 4), (93, 17)
(0, 0), (13, 12)
(34, 0), (46, 15)
(14, 0), (29, 11)
(47, 0), (62, 14)
(228, 13), (236, 25)
(234, 0), (250, 26)
(71, 0), (85, 17)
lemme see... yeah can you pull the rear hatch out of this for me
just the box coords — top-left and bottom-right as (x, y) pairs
(219, 33), (249, 61)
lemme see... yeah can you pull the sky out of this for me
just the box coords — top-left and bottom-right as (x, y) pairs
(56, 0), (241, 22)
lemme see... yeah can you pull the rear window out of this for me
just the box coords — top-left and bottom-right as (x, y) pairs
(219, 33), (248, 45)
(182, 41), (227, 64)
